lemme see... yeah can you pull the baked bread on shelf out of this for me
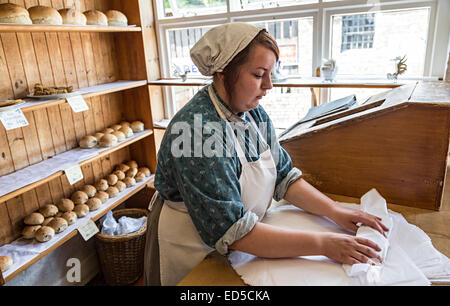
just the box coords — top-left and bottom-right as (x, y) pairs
(28, 6), (62, 25)
(105, 9), (127, 26)
(58, 8), (86, 25)
(0, 3), (32, 24)
(84, 9), (107, 26)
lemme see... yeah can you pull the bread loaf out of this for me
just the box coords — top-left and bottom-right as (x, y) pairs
(87, 197), (102, 211)
(73, 204), (89, 218)
(79, 135), (98, 148)
(115, 163), (130, 172)
(138, 167), (151, 177)
(0, 3), (32, 24)
(84, 9), (107, 26)
(126, 167), (138, 178)
(81, 184), (97, 198)
(22, 225), (42, 239)
(0, 256), (13, 272)
(95, 179), (109, 192)
(71, 191), (88, 205)
(113, 170), (125, 180)
(24, 212), (44, 225)
(42, 217), (54, 227)
(123, 177), (136, 188)
(106, 186), (119, 198)
(112, 130), (125, 142)
(135, 171), (146, 182)
(131, 121), (144, 133)
(94, 191), (109, 203)
(114, 181), (126, 192)
(105, 10), (127, 26)
(58, 8), (86, 25)
(126, 160), (138, 168)
(62, 211), (77, 225)
(48, 217), (68, 233)
(35, 226), (55, 242)
(119, 126), (133, 138)
(106, 174), (118, 186)
(39, 204), (59, 218)
(28, 5), (62, 25)
(99, 133), (118, 147)
(57, 198), (74, 212)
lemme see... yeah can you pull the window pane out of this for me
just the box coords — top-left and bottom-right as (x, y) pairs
(331, 8), (430, 77)
(231, 0), (317, 12)
(162, 0), (226, 18)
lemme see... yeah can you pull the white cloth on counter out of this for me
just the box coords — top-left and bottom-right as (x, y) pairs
(229, 189), (450, 286)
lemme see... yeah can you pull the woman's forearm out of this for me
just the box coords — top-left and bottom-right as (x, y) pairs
(229, 222), (324, 258)
(283, 178), (337, 219)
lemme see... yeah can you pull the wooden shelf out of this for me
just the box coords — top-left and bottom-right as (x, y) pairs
(17, 80), (147, 112)
(1, 174), (154, 283)
(0, 24), (141, 33)
(0, 129), (154, 204)
(148, 77), (417, 88)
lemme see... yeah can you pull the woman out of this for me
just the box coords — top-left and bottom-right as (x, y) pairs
(144, 23), (388, 286)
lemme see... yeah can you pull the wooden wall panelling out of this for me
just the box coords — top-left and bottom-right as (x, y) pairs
(47, 105), (68, 155)
(5, 196), (25, 242)
(33, 109), (56, 160)
(1, 32), (27, 98)
(0, 125), (14, 177)
(21, 112), (43, 165)
(0, 35), (14, 100)
(0, 203), (14, 246)
(59, 103), (78, 150)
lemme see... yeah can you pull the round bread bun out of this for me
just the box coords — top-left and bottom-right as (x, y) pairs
(126, 160), (138, 168)
(42, 217), (54, 227)
(22, 225), (42, 239)
(114, 181), (126, 192)
(106, 174), (118, 186)
(111, 130), (125, 142)
(94, 191), (109, 203)
(73, 204), (89, 218)
(113, 170), (125, 180)
(106, 186), (119, 198)
(57, 198), (74, 212)
(102, 127), (114, 134)
(24, 212), (44, 225)
(28, 5), (62, 25)
(126, 167), (138, 178)
(105, 9), (127, 26)
(115, 163), (130, 173)
(123, 177), (136, 188)
(35, 226), (55, 243)
(99, 133), (118, 147)
(87, 197), (102, 211)
(84, 9), (107, 26)
(120, 121), (131, 128)
(81, 184), (97, 198)
(58, 8), (86, 25)
(55, 211), (63, 218)
(48, 217), (68, 233)
(94, 132), (104, 142)
(71, 191), (88, 205)
(138, 167), (151, 177)
(110, 124), (122, 131)
(39, 204), (59, 218)
(0, 3), (32, 24)
(134, 171), (146, 182)
(119, 126), (133, 138)
(79, 135), (98, 148)
(0, 256), (13, 272)
(62, 211), (77, 225)
(95, 179), (109, 192)
(131, 121), (144, 133)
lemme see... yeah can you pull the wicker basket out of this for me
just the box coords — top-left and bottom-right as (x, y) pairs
(95, 208), (149, 286)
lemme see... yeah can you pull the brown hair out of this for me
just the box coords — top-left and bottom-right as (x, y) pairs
(220, 29), (279, 103)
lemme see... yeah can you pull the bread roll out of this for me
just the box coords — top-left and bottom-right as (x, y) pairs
(115, 163), (130, 173)
(120, 121), (131, 128)
(110, 124), (122, 131)
(0, 256), (13, 272)
(131, 121), (144, 133)
(119, 126), (133, 138)
(79, 135), (98, 148)
(62, 211), (77, 225)
(28, 5), (62, 25)
(106, 186), (119, 198)
(48, 217), (68, 233)
(126, 167), (138, 178)
(56, 211), (64, 218)
(138, 167), (151, 177)
(0, 3), (32, 24)
(113, 170), (125, 180)
(135, 171), (146, 182)
(105, 10), (127, 26)
(58, 8), (86, 25)
(126, 160), (138, 168)
(73, 204), (89, 218)
(35, 226), (55, 243)
(39, 204), (59, 218)
(42, 217), (54, 227)
(81, 184), (97, 198)
(22, 225), (42, 239)
(99, 133), (118, 147)
(106, 174), (118, 186)
(71, 191), (88, 205)
(84, 9), (107, 26)
(95, 179), (109, 192)
(112, 130), (125, 142)
(87, 197), (102, 211)
(102, 127), (114, 134)
(123, 177), (136, 188)
(94, 191), (109, 203)
(114, 181), (126, 192)
(24, 212), (44, 225)
(94, 132), (104, 142)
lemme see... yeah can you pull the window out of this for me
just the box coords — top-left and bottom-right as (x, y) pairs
(154, 0), (445, 130)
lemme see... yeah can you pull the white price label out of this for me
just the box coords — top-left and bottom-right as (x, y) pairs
(0, 108), (29, 130)
(66, 95), (89, 113)
(78, 219), (99, 241)
(64, 164), (83, 185)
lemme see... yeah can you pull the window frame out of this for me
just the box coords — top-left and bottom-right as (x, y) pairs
(152, 0), (447, 119)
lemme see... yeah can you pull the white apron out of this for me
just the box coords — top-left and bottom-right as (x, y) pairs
(155, 85), (277, 285)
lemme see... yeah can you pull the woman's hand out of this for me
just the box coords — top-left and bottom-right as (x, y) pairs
(328, 205), (389, 237)
(320, 232), (382, 265)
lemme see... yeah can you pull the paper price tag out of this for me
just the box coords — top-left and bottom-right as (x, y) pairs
(64, 164), (83, 185)
(66, 95), (89, 113)
(78, 219), (99, 241)
(0, 108), (29, 130)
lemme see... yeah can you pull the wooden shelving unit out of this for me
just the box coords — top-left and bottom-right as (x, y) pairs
(0, 0), (162, 284)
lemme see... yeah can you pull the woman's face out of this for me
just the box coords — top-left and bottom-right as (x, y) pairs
(228, 44), (277, 113)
